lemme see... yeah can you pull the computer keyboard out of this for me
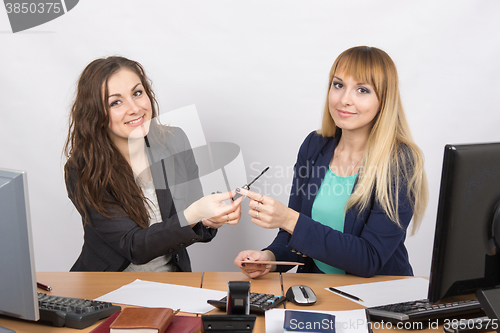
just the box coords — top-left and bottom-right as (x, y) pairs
(207, 292), (286, 314)
(366, 299), (483, 324)
(38, 292), (121, 329)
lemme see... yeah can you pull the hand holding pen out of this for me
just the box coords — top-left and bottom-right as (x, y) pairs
(232, 167), (270, 201)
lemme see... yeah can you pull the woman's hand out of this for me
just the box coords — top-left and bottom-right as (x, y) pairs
(234, 250), (276, 278)
(184, 190), (243, 226)
(201, 218), (224, 229)
(237, 188), (299, 234)
(201, 200), (242, 228)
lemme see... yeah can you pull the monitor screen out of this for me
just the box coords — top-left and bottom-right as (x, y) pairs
(428, 143), (500, 303)
(0, 168), (39, 321)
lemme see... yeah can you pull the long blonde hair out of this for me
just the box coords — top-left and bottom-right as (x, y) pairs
(319, 46), (428, 234)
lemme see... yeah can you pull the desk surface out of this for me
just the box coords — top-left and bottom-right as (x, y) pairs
(0, 272), (203, 333)
(0, 272), (467, 333)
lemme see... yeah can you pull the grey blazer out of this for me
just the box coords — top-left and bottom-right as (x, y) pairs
(68, 126), (216, 272)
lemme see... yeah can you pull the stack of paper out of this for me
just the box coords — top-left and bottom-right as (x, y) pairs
(95, 279), (226, 314)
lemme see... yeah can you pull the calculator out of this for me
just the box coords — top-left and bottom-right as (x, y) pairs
(207, 292), (286, 314)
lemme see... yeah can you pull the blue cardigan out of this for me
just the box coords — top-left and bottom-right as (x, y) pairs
(265, 131), (414, 277)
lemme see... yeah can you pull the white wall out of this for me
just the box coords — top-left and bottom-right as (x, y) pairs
(1, 0), (499, 276)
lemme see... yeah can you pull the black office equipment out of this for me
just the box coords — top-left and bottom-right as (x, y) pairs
(201, 314), (256, 332)
(203, 281), (257, 332)
(37, 293), (120, 329)
(208, 292), (286, 314)
(367, 299), (482, 324)
(428, 143), (500, 303)
(286, 285), (317, 305)
(367, 143), (500, 325)
(227, 281), (251, 315)
(476, 288), (500, 332)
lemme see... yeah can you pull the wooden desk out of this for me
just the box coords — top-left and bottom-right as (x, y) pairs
(282, 273), (414, 312)
(0, 272), (482, 333)
(0, 272), (203, 333)
(281, 274), (487, 333)
(37, 271), (203, 299)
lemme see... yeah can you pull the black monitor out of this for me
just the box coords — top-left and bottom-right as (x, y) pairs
(0, 168), (39, 321)
(428, 143), (500, 303)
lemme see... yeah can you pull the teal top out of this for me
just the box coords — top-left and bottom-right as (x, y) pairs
(311, 166), (357, 274)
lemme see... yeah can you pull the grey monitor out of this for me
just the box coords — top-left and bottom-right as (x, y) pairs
(0, 168), (39, 321)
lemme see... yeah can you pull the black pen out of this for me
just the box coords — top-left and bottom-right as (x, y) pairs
(246, 167), (270, 188)
(232, 167), (270, 201)
(328, 287), (363, 302)
(37, 282), (52, 291)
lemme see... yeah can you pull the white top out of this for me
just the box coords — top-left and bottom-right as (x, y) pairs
(123, 177), (175, 272)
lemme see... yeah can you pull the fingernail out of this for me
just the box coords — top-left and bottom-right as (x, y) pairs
(246, 257), (250, 260)
(236, 188), (241, 192)
(241, 263), (246, 267)
(265, 265), (271, 269)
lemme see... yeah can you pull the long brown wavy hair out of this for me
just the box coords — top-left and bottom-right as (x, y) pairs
(64, 56), (160, 228)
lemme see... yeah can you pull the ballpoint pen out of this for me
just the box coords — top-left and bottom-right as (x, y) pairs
(37, 282), (52, 291)
(232, 166), (270, 201)
(328, 287), (363, 302)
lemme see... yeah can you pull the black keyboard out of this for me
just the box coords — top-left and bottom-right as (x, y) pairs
(366, 299), (483, 324)
(207, 292), (286, 314)
(38, 292), (121, 329)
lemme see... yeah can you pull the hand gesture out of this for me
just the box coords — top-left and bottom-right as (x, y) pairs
(184, 190), (243, 226)
(237, 188), (299, 234)
(234, 250), (275, 278)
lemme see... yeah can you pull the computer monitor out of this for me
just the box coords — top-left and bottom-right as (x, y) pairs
(428, 143), (500, 303)
(0, 168), (39, 321)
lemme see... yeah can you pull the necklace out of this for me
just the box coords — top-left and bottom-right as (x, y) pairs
(349, 157), (362, 176)
(332, 150), (363, 177)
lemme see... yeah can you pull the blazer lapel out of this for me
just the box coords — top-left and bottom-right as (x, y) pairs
(302, 138), (336, 217)
(146, 138), (176, 219)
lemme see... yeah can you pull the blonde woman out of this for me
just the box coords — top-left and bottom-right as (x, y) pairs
(234, 46), (428, 278)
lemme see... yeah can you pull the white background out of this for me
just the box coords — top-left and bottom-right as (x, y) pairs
(0, 1), (499, 276)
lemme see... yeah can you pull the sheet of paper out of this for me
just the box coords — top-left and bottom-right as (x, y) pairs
(265, 308), (369, 333)
(95, 279), (226, 314)
(325, 277), (429, 308)
(236, 260), (304, 266)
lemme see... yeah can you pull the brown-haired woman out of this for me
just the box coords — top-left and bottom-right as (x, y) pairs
(64, 56), (242, 272)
